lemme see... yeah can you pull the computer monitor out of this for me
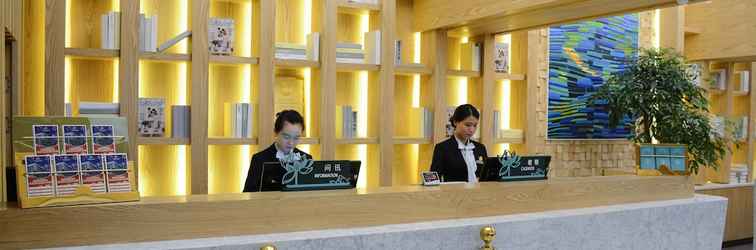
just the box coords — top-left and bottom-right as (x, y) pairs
(479, 155), (551, 182)
(259, 160), (361, 192)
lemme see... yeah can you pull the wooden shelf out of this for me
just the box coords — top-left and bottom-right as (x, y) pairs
(299, 137), (320, 145)
(140, 52), (191, 62)
(393, 137), (432, 144)
(337, 0), (381, 14)
(493, 129), (525, 144)
(64, 48), (119, 59)
(446, 69), (480, 78)
(395, 64), (432, 75)
(137, 137), (191, 145)
(684, 26), (702, 36)
(336, 137), (378, 144)
(708, 88), (726, 95)
(274, 58), (320, 68)
(336, 63), (380, 72)
(494, 73), (526, 81)
(733, 90), (750, 97)
(207, 137), (259, 145)
(209, 55), (259, 65)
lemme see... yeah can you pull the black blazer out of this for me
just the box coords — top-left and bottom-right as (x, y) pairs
(242, 144), (312, 192)
(430, 137), (488, 182)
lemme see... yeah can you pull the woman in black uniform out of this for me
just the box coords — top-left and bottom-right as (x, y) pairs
(430, 104), (488, 182)
(243, 110), (312, 192)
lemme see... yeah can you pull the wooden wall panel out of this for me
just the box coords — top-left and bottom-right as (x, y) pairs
(697, 186), (754, 242)
(685, 0), (756, 61)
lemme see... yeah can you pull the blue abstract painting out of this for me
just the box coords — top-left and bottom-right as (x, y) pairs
(547, 14), (639, 139)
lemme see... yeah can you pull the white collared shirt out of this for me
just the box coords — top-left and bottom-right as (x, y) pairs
(455, 136), (478, 183)
(274, 144), (301, 162)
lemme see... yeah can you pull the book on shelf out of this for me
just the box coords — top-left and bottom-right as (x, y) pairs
(710, 69), (726, 91)
(335, 43), (365, 63)
(734, 116), (748, 141)
(460, 42), (481, 72)
(100, 11), (120, 49)
(395, 40), (402, 65)
(306, 32), (320, 61)
(224, 103), (255, 138)
(137, 98), (165, 137)
(493, 110), (501, 138)
(209, 18), (235, 55)
(171, 105), (190, 139)
(445, 106), (455, 137)
(735, 70), (750, 92)
(410, 107), (432, 138)
(139, 14), (158, 52)
(687, 63), (703, 87)
(364, 31), (381, 65)
(494, 42), (510, 73)
(158, 31), (191, 53)
(276, 43), (307, 60)
(710, 115), (725, 138)
(336, 105), (358, 139)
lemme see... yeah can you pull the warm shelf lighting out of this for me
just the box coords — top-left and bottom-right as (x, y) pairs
(65, 58), (71, 104)
(113, 59), (119, 103)
(654, 9), (661, 48)
(304, 68), (312, 136)
(457, 77), (468, 105)
(412, 75), (420, 108)
(176, 145), (187, 195)
(413, 32), (421, 64)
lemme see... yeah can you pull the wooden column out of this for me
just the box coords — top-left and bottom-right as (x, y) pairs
(258, 0), (275, 148)
(190, 0), (210, 194)
(525, 30), (542, 153)
(319, 0), (337, 160)
(480, 34), (495, 150)
(0, 1), (5, 202)
(379, 0), (396, 186)
(749, 62), (756, 182)
(119, 0), (139, 185)
(430, 29), (448, 145)
(660, 6), (684, 52)
(44, 0), (65, 116)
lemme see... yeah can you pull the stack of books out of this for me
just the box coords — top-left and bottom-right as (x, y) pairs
(735, 70), (750, 93)
(139, 14), (159, 52)
(730, 164), (749, 184)
(710, 69), (726, 91)
(224, 103), (255, 138)
(275, 33), (319, 61)
(101, 12), (120, 49)
(276, 43), (307, 60)
(336, 43), (365, 64)
(70, 102), (120, 117)
(337, 105), (358, 139)
(710, 115), (725, 138)
(734, 116), (748, 141)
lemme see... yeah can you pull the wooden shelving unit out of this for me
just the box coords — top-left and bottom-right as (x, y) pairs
(140, 53), (191, 62)
(137, 137), (191, 145)
(207, 137), (259, 145)
(64, 48), (119, 59)
(274, 59), (320, 68)
(34, 0), (535, 195)
(395, 64), (432, 75)
(209, 55), (260, 65)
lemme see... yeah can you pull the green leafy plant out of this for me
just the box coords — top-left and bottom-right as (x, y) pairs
(590, 48), (731, 174)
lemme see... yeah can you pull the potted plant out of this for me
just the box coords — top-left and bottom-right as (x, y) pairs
(590, 48), (732, 179)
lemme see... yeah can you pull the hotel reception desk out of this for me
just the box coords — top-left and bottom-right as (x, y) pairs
(0, 176), (726, 250)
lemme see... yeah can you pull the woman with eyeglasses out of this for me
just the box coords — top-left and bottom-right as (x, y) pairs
(430, 104), (488, 183)
(243, 110), (312, 192)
